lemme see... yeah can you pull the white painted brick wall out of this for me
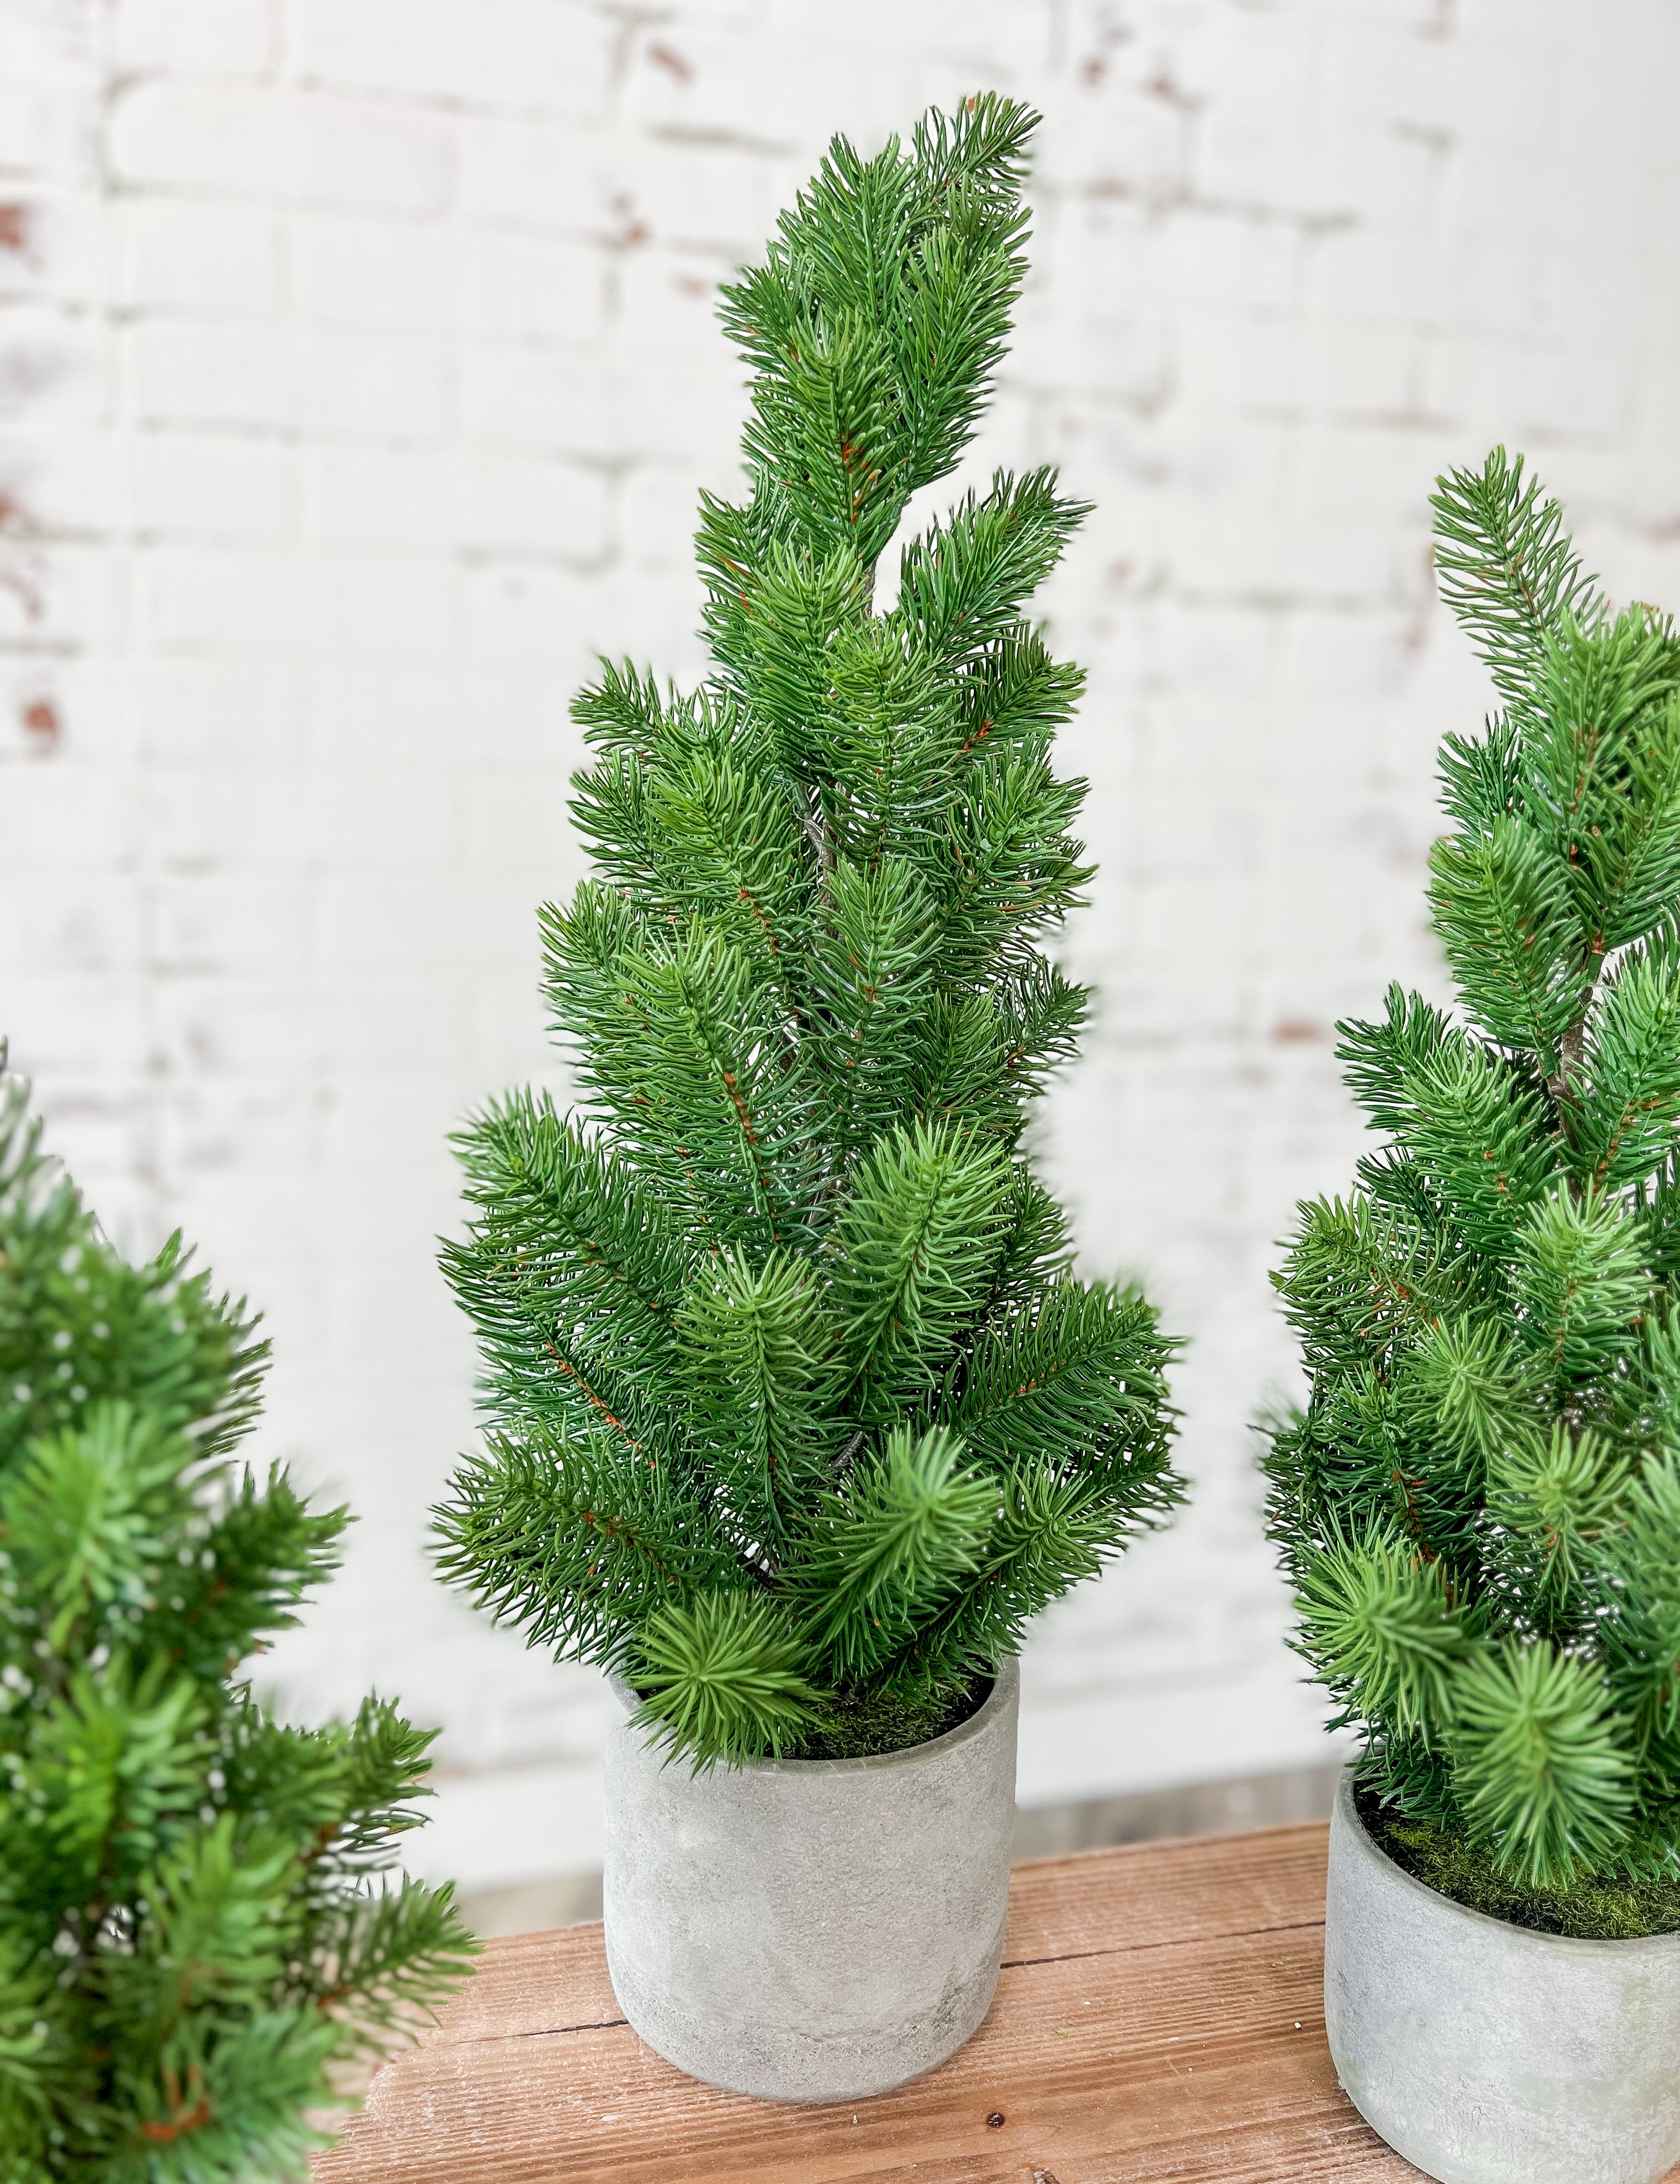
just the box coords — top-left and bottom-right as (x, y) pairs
(6, 0), (1680, 1890)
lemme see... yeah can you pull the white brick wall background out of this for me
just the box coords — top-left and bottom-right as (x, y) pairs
(5, 0), (1680, 1895)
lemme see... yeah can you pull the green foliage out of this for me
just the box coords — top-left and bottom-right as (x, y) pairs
(437, 97), (1182, 1771)
(630, 1592), (817, 1770)
(1296, 1522), (1475, 1742)
(787, 1425), (995, 1681)
(1265, 450), (1680, 1907)
(0, 1062), (476, 2182)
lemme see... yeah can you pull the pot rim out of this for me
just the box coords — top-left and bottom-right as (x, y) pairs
(1336, 1763), (1680, 1958)
(608, 1654), (1018, 1778)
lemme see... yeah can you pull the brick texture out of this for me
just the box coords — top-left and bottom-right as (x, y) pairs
(6, 0), (1680, 1890)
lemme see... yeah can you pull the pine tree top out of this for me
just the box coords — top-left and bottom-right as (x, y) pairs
(1266, 451), (1680, 1898)
(0, 1059), (475, 2182)
(437, 97), (1183, 1770)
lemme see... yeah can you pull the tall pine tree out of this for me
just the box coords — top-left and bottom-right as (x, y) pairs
(437, 95), (1182, 1769)
(1266, 451), (1680, 1933)
(0, 1058), (475, 2180)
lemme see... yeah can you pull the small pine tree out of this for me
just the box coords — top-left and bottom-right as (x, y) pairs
(1265, 450), (1680, 1930)
(0, 1059), (476, 2181)
(436, 95), (1182, 1770)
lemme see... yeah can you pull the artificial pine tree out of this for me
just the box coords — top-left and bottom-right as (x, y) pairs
(437, 94), (1182, 1770)
(0, 1058), (475, 2181)
(1266, 451), (1680, 1935)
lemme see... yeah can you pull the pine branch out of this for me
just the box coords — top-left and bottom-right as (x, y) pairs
(955, 623), (1085, 753)
(808, 622), (963, 868)
(1523, 610), (1680, 955)
(911, 89), (1038, 209)
(301, 1875), (478, 2041)
(1273, 1194), (1465, 1381)
(1397, 1312), (1540, 1478)
(1293, 1521), (1474, 1745)
(141, 1465), (346, 1684)
(434, 1423), (746, 1662)
(1427, 816), (1584, 1069)
(1508, 1186), (1647, 1390)
(896, 1458), (1175, 1690)
(1429, 446), (1603, 708)
(0, 1080), (268, 1480)
(946, 1277), (1174, 1481)
(111, 2008), (344, 2183)
(674, 1247), (837, 1552)
(541, 914), (819, 1255)
(629, 1590), (817, 1768)
(716, 93), (1037, 569)
(802, 856), (941, 1160)
(1436, 715), (1523, 837)
(784, 1424), (994, 1679)
(1571, 941), (1680, 1190)
(1449, 1641), (1633, 1885)
(975, 1170), (1076, 1316)
(445, 1091), (689, 1411)
(571, 656), (692, 759)
(892, 468), (1090, 669)
(828, 1118), (1012, 1422)
(927, 740), (1093, 981)
(1598, 1452), (1680, 1772)
(1483, 1423), (1627, 1644)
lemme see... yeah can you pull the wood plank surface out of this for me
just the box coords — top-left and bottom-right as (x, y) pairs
(313, 1823), (1422, 2182)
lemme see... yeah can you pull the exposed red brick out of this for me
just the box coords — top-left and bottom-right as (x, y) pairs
(22, 697), (60, 748)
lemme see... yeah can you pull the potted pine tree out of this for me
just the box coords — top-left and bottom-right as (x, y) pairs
(436, 94), (1182, 2104)
(1264, 452), (1680, 2184)
(0, 1057), (476, 2181)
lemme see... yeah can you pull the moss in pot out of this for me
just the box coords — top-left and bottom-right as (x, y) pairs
(1264, 449), (1680, 2184)
(435, 94), (1183, 2102)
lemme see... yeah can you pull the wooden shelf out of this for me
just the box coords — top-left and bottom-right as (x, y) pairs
(312, 1821), (1426, 2182)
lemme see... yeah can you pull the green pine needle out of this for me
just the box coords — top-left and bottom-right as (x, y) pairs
(1449, 1642), (1634, 1885)
(631, 1592), (817, 1768)
(1295, 1525), (1473, 1743)
(787, 1424), (994, 1678)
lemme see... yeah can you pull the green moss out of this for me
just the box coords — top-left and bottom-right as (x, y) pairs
(786, 1675), (989, 1761)
(1358, 1787), (1680, 1940)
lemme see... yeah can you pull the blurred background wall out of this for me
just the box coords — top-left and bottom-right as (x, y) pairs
(4, 0), (1680, 1921)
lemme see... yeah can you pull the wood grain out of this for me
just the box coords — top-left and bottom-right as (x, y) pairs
(312, 1823), (1424, 2183)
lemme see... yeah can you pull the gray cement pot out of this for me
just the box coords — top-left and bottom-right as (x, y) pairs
(602, 1660), (1017, 2102)
(1325, 1769), (1680, 2184)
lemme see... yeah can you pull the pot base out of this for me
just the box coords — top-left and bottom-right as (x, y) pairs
(608, 1909), (1008, 2104)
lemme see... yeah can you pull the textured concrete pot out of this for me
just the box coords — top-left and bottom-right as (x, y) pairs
(1325, 1768), (1680, 2184)
(602, 1659), (1018, 2102)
